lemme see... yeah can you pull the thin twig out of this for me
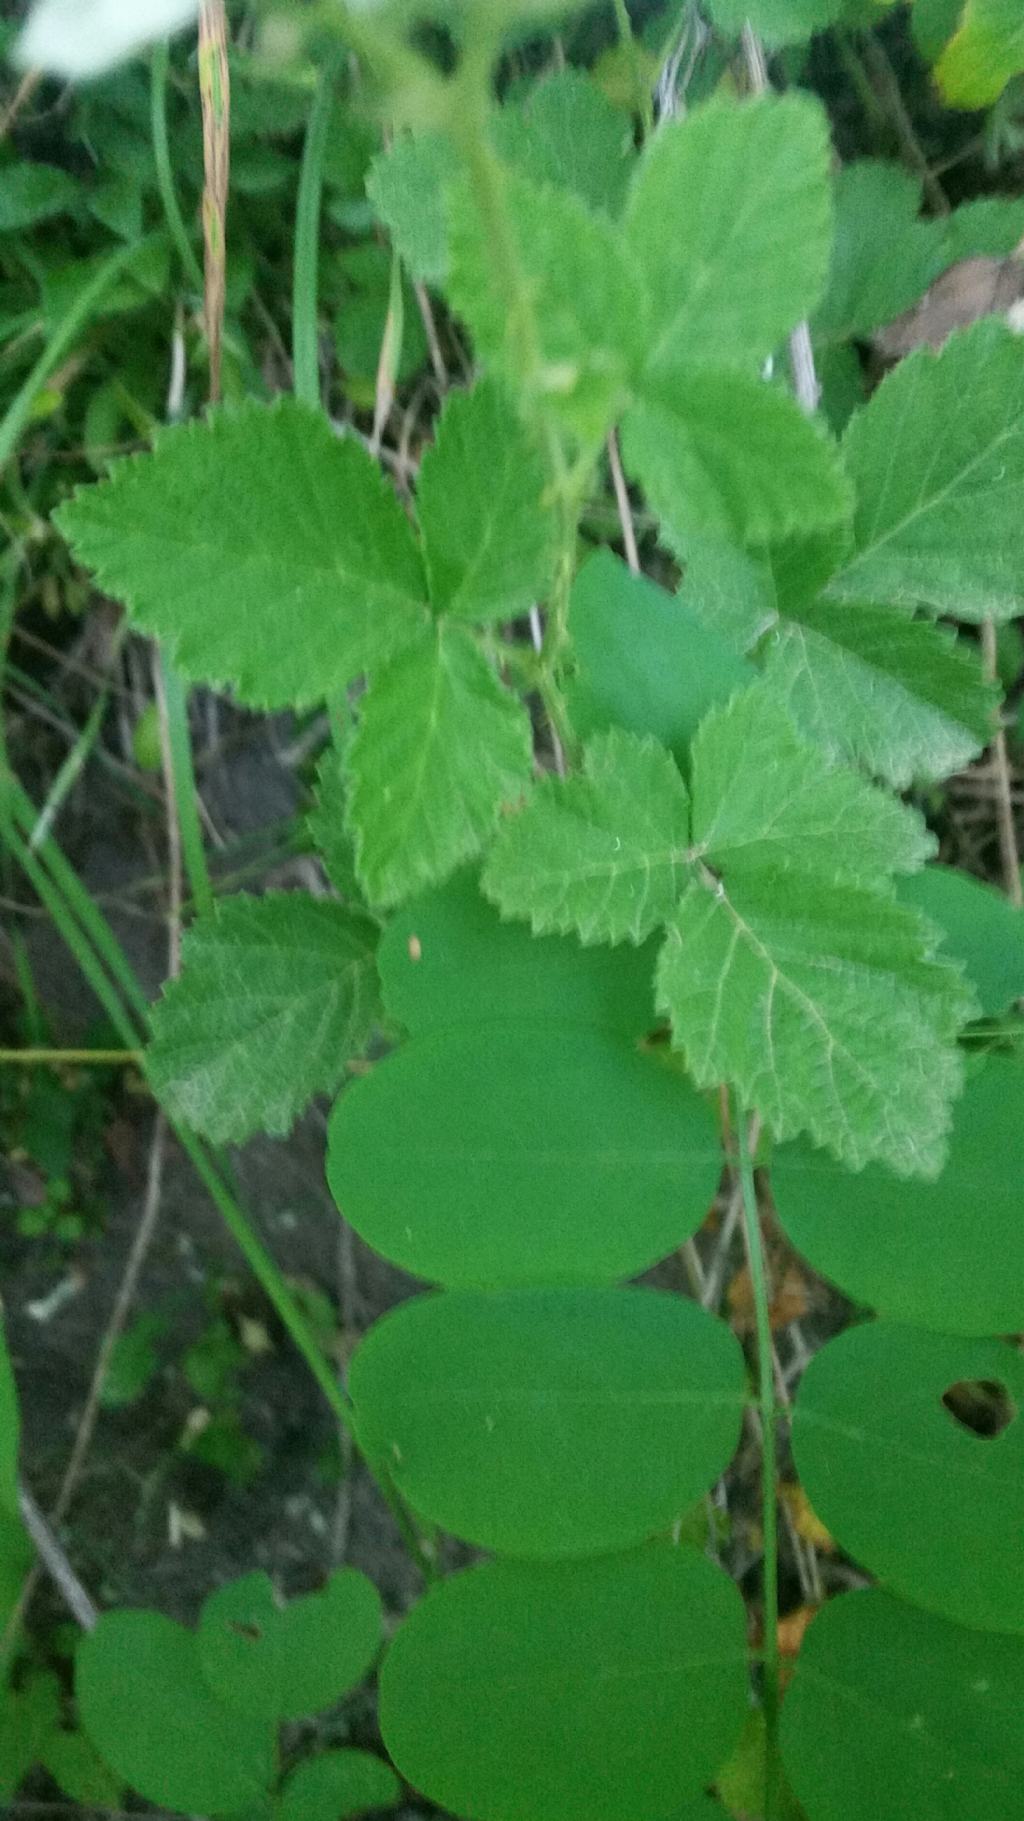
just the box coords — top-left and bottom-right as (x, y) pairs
(16, 1486), (98, 1632)
(415, 281), (449, 389)
(982, 622), (1023, 906)
(0, 68), (42, 144)
(153, 654), (184, 976)
(607, 430), (640, 573)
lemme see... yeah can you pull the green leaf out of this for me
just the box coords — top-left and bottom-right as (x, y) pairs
(704, 0), (846, 43)
(327, 1025), (722, 1287)
(446, 167), (645, 445)
(780, 1589), (1024, 1821)
(366, 131), (459, 286)
(625, 95), (833, 369)
(792, 1321), (1024, 1635)
(378, 868), (659, 1037)
(417, 378), (556, 623)
(491, 68), (636, 215)
(913, 0), (964, 61)
(674, 533), (778, 652)
(307, 745), (364, 904)
(937, 0), (1024, 104)
(689, 684), (934, 879)
(895, 865), (1024, 1016)
(829, 320), (1024, 621)
(813, 161), (945, 344)
(100, 1313), (166, 1408)
(197, 1569), (382, 1721)
(347, 619), (533, 908)
(622, 366), (852, 546)
(351, 1287), (745, 1558)
(772, 1055), (1024, 1334)
(0, 1672), (60, 1800)
(0, 1317), (18, 1517)
(762, 599), (997, 787)
(41, 1730), (122, 1809)
(379, 1547), (749, 1821)
(482, 728), (691, 946)
(0, 162), (78, 231)
(76, 1610), (275, 1814)
(941, 194), (1024, 261)
(147, 894), (380, 1143)
(566, 550), (754, 767)
(659, 871), (968, 1176)
(278, 1750), (401, 1821)
(56, 401), (428, 710)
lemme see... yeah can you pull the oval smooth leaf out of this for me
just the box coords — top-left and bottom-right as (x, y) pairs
(278, 1749), (401, 1821)
(792, 1321), (1024, 1635)
(780, 1589), (1024, 1821)
(350, 1287), (746, 1558)
(76, 1610), (274, 1814)
(198, 1568), (382, 1720)
(328, 1025), (722, 1287)
(772, 1056), (1024, 1335)
(895, 864), (1024, 1018)
(379, 1546), (749, 1821)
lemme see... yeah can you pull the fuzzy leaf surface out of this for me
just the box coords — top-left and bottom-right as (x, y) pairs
(348, 620), (533, 908)
(830, 320), (1024, 620)
(482, 728), (691, 945)
(491, 69), (635, 215)
(147, 894), (379, 1142)
(626, 95), (833, 369)
(56, 401), (427, 708)
(417, 379), (555, 623)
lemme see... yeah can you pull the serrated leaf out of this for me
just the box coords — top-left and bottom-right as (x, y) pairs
(622, 366), (852, 546)
(76, 1611), (274, 1815)
(347, 619), (533, 908)
(813, 161), (946, 344)
(936, 0), (1024, 104)
(350, 1286), (746, 1558)
(895, 864), (1024, 1016)
(446, 167), (645, 446)
(566, 549), (754, 766)
(366, 131), (459, 286)
(829, 320), (1024, 621)
(780, 1590), (1024, 1821)
(306, 746), (363, 904)
(417, 379), (556, 623)
(147, 894), (380, 1142)
(482, 728), (691, 945)
(328, 1024), (722, 1288)
(704, 0), (846, 42)
(658, 870), (969, 1176)
(625, 95), (833, 369)
(792, 1321), (1024, 1635)
(674, 533), (778, 652)
(378, 868), (659, 1037)
(56, 401), (428, 710)
(198, 1569), (382, 1720)
(278, 1749), (401, 1821)
(690, 685), (934, 879)
(941, 194), (1024, 261)
(762, 599), (997, 786)
(379, 1547), (748, 1821)
(491, 68), (635, 215)
(772, 1054), (1024, 1334)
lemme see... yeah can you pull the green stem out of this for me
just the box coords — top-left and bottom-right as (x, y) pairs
(734, 1100), (780, 1821)
(0, 1049), (140, 1066)
(0, 246), (135, 474)
(293, 61), (337, 409)
(611, 0), (653, 136)
(158, 651), (214, 918)
(151, 41), (204, 290)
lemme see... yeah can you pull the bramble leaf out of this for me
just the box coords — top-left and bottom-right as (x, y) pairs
(482, 728), (691, 945)
(813, 161), (946, 344)
(625, 95), (833, 370)
(621, 366), (852, 545)
(491, 68), (635, 216)
(366, 131), (459, 286)
(147, 894), (380, 1142)
(55, 401), (428, 709)
(347, 619), (533, 908)
(829, 320), (1024, 621)
(417, 379), (556, 623)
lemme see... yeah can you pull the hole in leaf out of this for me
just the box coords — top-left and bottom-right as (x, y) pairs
(228, 1620), (263, 1642)
(941, 1379), (1017, 1439)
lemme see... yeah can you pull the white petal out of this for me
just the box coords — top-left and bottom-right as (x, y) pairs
(14, 0), (200, 79)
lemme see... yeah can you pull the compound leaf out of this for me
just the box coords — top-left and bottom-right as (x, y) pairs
(55, 400), (428, 709)
(76, 1611), (274, 1814)
(198, 1569), (382, 1721)
(417, 379), (556, 623)
(327, 1025), (721, 1288)
(379, 1547), (749, 1821)
(772, 1055), (1024, 1334)
(147, 894), (380, 1143)
(780, 1590), (1024, 1821)
(792, 1321), (1024, 1635)
(347, 619), (533, 908)
(482, 727), (691, 946)
(829, 320), (1024, 621)
(350, 1287), (746, 1558)
(626, 95), (833, 370)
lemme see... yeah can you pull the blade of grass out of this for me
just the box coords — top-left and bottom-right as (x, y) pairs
(150, 40), (204, 291)
(293, 57), (337, 408)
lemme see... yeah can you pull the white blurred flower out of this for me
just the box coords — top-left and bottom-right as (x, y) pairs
(14, 0), (200, 79)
